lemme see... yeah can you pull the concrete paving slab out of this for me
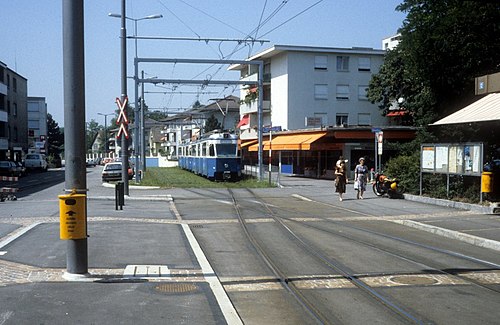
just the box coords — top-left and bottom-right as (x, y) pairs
(0, 282), (224, 325)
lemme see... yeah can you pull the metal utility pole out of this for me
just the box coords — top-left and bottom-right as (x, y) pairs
(98, 113), (113, 154)
(120, 0), (129, 194)
(141, 70), (146, 175)
(62, 0), (87, 275)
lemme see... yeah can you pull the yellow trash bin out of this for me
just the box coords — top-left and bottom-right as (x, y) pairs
(59, 193), (86, 240)
(481, 172), (493, 193)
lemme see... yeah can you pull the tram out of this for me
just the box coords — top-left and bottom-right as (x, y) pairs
(178, 132), (241, 181)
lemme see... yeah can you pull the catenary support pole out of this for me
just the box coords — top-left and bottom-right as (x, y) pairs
(141, 70), (146, 175)
(120, 0), (129, 195)
(62, 0), (88, 275)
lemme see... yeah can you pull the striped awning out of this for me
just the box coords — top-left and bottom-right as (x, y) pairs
(432, 93), (500, 125)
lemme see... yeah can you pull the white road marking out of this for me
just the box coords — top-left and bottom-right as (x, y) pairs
(170, 201), (242, 325)
(0, 311), (14, 325)
(0, 222), (42, 249)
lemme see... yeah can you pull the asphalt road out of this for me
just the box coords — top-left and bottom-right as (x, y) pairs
(0, 166), (499, 324)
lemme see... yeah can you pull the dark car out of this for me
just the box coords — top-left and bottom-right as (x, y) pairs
(0, 161), (18, 177)
(102, 162), (134, 182)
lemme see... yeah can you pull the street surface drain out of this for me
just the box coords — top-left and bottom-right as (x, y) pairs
(155, 283), (198, 293)
(390, 276), (438, 285)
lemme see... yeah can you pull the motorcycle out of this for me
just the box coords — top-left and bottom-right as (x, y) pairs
(372, 172), (405, 198)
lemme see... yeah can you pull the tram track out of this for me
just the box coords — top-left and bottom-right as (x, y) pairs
(263, 194), (500, 295)
(228, 188), (425, 324)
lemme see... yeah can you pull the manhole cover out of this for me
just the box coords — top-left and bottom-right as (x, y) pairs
(155, 283), (198, 293)
(390, 276), (438, 285)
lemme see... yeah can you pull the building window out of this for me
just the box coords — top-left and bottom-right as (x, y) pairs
(336, 114), (348, 126)
(358, 113), (371, 126)
(314, 113), (327, 126)
(358, 85), (368, 100)
(358, 57), (371, 71)
(314, 55), (328, 70)
(13, 103), (17, 116)
(314, 84), (328, 100)
(13, 78), (17, 92)
(28, 120), (40, 129)
(13, 127), (18, 142)
(336, 85), (350, 100)
(336, 56), (349, 71)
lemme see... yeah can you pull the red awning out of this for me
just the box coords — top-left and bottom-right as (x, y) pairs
(387, 110), (407, 117)
(236, 114), (250, 128)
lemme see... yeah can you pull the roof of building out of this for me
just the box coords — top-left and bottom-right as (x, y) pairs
(229, 44), (385, 70)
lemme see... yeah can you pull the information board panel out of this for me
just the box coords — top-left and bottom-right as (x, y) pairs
(421, 143), (482, 176)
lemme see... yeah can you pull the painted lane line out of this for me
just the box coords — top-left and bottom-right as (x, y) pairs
(0, 222), (42, 249)
(169, 201), (242, 325)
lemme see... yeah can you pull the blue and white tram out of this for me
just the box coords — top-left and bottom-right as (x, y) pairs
(178, 132), (241, 181)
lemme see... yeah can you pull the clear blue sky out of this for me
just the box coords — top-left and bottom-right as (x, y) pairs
(0, 0), (406, 127)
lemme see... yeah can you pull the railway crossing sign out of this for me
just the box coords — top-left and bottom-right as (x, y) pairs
(116, 97), (129, 139)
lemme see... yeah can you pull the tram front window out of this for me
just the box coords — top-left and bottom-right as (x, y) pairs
(216, 144), (237, 157)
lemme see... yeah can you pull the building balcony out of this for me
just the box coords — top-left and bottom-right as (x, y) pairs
(0, 82), (7, 95)
(0, 110), (7, 122)
(240, 100), (271, 115)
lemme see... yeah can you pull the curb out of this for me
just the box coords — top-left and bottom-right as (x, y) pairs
(403, 194), (498, 214)
(392, 219), (500, 253)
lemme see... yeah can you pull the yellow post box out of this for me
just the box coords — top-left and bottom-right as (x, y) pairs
(59, 193), (86, 240)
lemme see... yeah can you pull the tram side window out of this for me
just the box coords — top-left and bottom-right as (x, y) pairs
(208, 144), (215, 157)
(202, 142), (207, 156)
(216, 144), (237, 157)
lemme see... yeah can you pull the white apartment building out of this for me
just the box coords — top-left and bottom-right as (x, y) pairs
(27, 97), (48, 154)
(230, 45), (389, 139)
(382, 34), (401, 50)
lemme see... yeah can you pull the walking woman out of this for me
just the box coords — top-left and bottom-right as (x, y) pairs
(335, 160), (347, 201)
(354, 157), (368, 199)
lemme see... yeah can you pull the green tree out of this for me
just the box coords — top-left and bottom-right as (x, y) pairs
(47, 113), (64, 156)
(368, 0), (500, 127)
(85, 120), (101, 153)
(204, 114), (222, 133)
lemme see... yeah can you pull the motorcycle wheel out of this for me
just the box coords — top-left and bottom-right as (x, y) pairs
(372, 183), (384, 196)
(395, 184), (406, 194)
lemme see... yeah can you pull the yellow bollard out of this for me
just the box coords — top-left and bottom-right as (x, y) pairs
(481, 172), (493, 193)
(59, 193), (86, 240)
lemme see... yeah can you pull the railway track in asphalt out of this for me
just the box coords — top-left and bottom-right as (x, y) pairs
(261, 194), (500, 296)
(227, 188), (425, 325)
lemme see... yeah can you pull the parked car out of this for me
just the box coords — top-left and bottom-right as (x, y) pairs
(24, 153), (48, 172)
(102, 162), (134, 182)
(0, 161), (19, 177)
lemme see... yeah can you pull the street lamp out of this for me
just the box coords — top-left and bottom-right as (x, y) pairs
(109, 12), (162, 182)
(108, 13), (163, 59)
(98, 112), (113, 154)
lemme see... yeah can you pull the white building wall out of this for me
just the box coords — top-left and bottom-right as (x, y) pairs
(269, 53), (289, 129)
(273, 50), (387, 129)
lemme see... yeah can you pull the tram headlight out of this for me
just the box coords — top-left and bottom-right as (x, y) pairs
(224, 163), (229, 168)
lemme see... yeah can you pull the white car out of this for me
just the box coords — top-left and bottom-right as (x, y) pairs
(102, 162), (134, 182)
(24, 153), (48, 172)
